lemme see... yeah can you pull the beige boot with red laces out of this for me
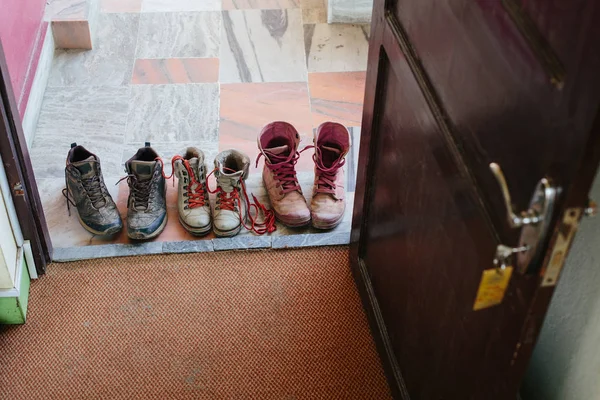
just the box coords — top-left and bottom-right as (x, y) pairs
(257, 121), (311, 227)
(310, 122), (350, 229)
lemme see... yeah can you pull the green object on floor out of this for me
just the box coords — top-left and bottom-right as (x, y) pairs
(0, 257), (31, 325)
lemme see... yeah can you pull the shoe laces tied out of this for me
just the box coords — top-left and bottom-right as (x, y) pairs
(312, 147), (346, 195)
(158, 155), (207, 209)
(116, 161), (163, 211)
(207, 167), (276, 235)
(62, 163), (107, 216)
(255, 146), (312, 195)
(128, 176), (153, 210)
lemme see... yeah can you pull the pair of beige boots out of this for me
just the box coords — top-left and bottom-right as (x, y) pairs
(257, 121), (350, 230)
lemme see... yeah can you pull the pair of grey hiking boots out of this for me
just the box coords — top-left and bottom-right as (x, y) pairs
(65, 143), (167, 240)
(65, 143), (251, 239)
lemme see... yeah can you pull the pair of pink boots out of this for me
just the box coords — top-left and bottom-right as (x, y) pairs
(257, 121), (350, 230)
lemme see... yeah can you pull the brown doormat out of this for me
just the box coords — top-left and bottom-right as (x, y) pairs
(0, 247), (391, 399)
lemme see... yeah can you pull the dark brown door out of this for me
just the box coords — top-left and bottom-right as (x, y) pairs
(352, 0), (600, 398)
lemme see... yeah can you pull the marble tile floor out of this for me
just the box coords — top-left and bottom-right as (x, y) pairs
(30, 0), (369, 260)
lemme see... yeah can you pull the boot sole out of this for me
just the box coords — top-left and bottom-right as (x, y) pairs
(178, 216), (212, 237)
(77, 213), (122, 236)
(274, 211), (311, 228)
(127, 214), (168, 240)
(213, 224), (242, 237)
(311, 213), (344, 230)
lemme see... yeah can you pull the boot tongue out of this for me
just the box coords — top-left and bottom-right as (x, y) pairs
(217, 165), (244, 193)
(187, 158), (200, 180)
(264, 145), (290, 162)
(130, 160), (156, 181)
(72, 156), (98, 179)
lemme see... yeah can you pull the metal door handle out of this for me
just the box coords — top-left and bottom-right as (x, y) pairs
(489, 163), (559, 273)
(490, 163), (542, 227)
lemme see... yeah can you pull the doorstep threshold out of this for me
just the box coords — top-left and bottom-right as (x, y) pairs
(51, 231), (351, 262)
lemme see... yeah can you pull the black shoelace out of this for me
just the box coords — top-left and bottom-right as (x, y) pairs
(62, 166), (106, 216)
(128, 175), (153, 210)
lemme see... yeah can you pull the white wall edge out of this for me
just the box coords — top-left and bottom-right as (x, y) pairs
(23, 241), (38, 280)
(22, 23), (54, 148)
(0, 247), (24, 298)
(0, 153), (24, 246)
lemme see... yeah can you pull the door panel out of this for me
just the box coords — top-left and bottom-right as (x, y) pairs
(359, 19), (538, 398)
(390, 0), (600, 242)
(352, 0), (600, 398)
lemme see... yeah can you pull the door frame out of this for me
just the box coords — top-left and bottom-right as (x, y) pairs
(0, 40), (52, 275)
(350, 3), (600, 397)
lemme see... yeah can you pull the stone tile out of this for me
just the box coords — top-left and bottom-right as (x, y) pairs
(304, 23), (369, 73)
(142, 0), (221, 12)
(31, 86), (130, 178)
(45, 0), (87, 20)
(132, 58), (219, 84)
(100, 0), (143, 13)
(48, 13), (140, 86)
(271, 231), (350, 248)
(37, 177), (123, 249)
(126, 84), (219, 143)
(308, 71), (366, 128)
(53, 242), (164, 261)
(220, 9), (307, 83)
(136, 12), (221, 58)
(219, 82), (313, 173)
(212, 236), (272, 250)
(328, 0), (372, 23)
(300, 0), (326, 23)
(222, 0), (299, 10)
(162, 240), (214, 253)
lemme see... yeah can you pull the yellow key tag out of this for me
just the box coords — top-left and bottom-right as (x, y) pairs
(473, 267), (513, 311)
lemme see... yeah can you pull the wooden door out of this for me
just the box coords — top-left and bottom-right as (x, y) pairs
(352, 0), (600, 398)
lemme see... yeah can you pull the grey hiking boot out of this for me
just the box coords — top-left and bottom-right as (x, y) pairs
(124, 143), (167, 240)
(213, 150), (250, 237)
(64, 143), (123, 235)
(173, 147), (211, 236)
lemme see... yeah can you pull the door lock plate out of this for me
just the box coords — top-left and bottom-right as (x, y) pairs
(541, 208), (581, 287)
(516, 178), (558, 274)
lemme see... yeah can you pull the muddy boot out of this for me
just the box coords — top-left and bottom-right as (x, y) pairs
(310, 122), (350, 229)
(212, 150), (250, 237)
(257, 121), (310, 227)
(173, 147), (211, 236)
(64, 143), (122, 235)
(124, 143), (167, 240)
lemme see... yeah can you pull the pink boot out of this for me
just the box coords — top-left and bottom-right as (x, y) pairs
(311, 122), (350, 229)
(257, 121), (311, 227)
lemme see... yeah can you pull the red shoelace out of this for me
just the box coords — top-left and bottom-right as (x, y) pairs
(156, 156), (207, 208)
(255, 146), (312, 195)
(206, 167), (276, 235)
(312, 148), (346, 195)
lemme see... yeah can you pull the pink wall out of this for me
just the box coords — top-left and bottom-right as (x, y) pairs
(0, 0), (48, 117)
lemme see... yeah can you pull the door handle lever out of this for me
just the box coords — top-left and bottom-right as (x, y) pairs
(489, 163), (543, 228)
(489, 162), (559, 274)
